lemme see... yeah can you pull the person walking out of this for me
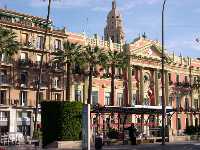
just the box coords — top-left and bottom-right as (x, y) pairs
(128, 123), (137, 145)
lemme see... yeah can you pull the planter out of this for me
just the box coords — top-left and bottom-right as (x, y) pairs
(46, 141), (82, 149)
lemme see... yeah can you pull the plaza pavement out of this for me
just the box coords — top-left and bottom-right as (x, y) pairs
(1, 141), (200, 150)
(101, 142), (200, 150)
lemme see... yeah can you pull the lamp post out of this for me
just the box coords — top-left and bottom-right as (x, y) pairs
(161, 0), (167, 145)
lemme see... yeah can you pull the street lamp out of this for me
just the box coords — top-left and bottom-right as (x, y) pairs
(161, 0), (167, 145)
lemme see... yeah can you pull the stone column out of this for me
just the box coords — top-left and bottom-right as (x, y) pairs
(154, 70), (159, 106)
(9, 108), (17, 132)
(165, 71), (169, 106)
(140, 67), (144, 105)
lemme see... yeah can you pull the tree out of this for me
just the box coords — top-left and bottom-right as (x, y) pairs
(81, 45), (106, 104)
(0, 27), (20, 57)
(53, 40), (82, 101)
(34, 0), (52, 136)
(103, 49), (128, 106)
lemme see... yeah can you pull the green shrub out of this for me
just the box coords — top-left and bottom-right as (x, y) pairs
(107, 128), (119, 139)
(185, 125), (196, 135)
(41, 101), (83, 147)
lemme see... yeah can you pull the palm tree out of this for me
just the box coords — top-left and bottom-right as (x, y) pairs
(34, 0), (52, 135)
(103, 49), (128, 106)
(81, 45), (106, 104)
(123, 44), (132, 106)
(0, 27), (20, 58)
(53, 40), (82, 101)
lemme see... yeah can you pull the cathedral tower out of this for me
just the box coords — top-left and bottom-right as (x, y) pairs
(104, 0), (125, 44)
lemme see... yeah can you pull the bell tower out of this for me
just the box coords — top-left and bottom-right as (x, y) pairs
(104, 0), (125, 44)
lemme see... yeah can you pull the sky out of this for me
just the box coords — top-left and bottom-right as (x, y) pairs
(1, 0), (200, 58)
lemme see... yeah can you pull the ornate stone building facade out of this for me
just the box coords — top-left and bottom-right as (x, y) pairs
(0, 0), (200, 138)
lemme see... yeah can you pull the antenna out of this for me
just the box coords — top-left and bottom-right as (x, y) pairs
(4, 5), (7, 10)
(83, 17), (89, 35)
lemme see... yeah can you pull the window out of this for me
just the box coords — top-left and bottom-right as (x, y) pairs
(91, 91), (98, 105)
(157, 72), (161, 79)
(185, 76), (188, 82)
(117, 93), (123, 106)
(0, 111), (8, 120)
(176, 75), (179, 83)
(20, 91), (27, 106)
(195, 118), (198, 127)
(36, 54), (41, 64)
(194, 99), (198, 109)
(36, 36), (44, 49)
(55, 93), (61, 101)
(53, 77), (60, 89)
(159, 96), (162, 106)
(22, 33), (28, 46)
(105, 92), (111, 105)
(0, 70), (7, 84)
(75, 90), (82, 102)
(132, 94), (136, 106)
(176, 96), (180, 108)
(36, 92), (43, 104)
(177, 118), (181, 130)
(105, 67), (110, 74)
(185, 97), (189, 110)
(20, 52), (28, 61)
(20, 72), (28, 85)
(54, 39), (61, 50)
(168, 73), (171, 81)
(194, 77), (197, 83)
(132, 69), (135, 76)
(186, 118), (189, 127)
(0, 53), (5, 62)
(168, 96), (173, 106)
(0, 91), (6, 105)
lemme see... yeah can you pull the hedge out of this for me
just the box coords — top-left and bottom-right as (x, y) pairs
(41, 101), (83, 147)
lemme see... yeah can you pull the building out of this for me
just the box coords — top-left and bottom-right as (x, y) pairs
(0, 0), (200, 138)
(104, 0), (125, 44)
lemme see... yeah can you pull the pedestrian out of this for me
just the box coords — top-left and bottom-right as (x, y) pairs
(127, 123), (137, 145)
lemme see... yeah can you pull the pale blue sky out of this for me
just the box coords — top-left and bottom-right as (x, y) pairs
(1, 0), (200, 57)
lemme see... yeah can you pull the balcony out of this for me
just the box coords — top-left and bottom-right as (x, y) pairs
(52, 83), (62, 91)
(50, 63), (65, 73)
(18, 59), (33, 68)
(0, 117), (8, 121)
(0, 55), (13, 66)
(31, 80), (48, 90)
(0, 76), (10, 87)
(17, 117), (31, 125)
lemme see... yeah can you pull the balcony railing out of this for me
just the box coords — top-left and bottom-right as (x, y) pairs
(52, 83), (62, 90)
(0, 76), (10, 85)
(0, 117), (8, 121)
(18, 59), (33, 67)
(0, 56), (13, 65)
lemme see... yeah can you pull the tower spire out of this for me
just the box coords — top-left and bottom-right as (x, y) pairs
(104, 0), (125, 44)
(112, 0), (116, 9)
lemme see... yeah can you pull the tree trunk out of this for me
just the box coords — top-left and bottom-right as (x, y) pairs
(34, 0), (51, 134)
(127, 48), (132, 106)
(111, 63), (115, 106)
(87, 65), (93, 104)
(66, 63), (71, 101)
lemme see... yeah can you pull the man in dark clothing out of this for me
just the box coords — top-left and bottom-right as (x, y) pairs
(127, 123), (137, 145)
